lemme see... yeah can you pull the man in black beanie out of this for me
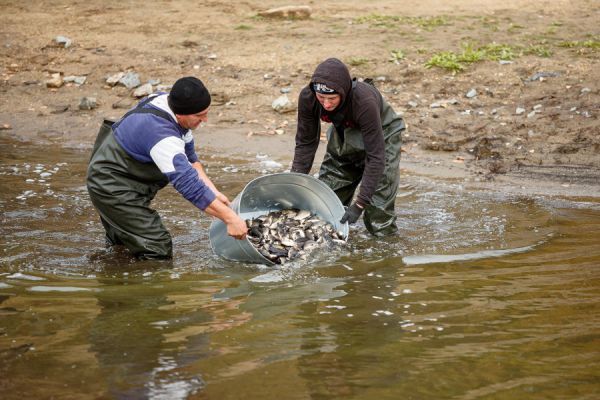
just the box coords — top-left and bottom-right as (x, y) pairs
(87, 76), (247, 259)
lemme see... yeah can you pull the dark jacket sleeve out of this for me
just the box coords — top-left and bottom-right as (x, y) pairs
(353, 88), (385, 207)
(291, 87), (321, 174)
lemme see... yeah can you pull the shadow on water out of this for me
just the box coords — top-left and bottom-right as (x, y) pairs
(1, 137), (599, 399)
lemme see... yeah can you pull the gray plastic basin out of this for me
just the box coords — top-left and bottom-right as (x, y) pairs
(209, 172), (349, 265)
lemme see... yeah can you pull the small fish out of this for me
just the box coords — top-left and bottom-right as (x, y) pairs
(245, 208), (345, 264)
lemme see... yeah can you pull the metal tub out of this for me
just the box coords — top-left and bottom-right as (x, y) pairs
(209, 172), (349, 265)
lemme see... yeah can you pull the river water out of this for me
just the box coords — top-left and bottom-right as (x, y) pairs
(1, 138), (599, 399)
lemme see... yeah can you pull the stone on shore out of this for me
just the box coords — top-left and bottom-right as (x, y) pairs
(258, 6), (311, 19)
(272, 95), (296, 113)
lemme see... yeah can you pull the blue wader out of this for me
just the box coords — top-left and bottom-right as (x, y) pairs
(86, 100), (174, 259)
(319, 98), (404, 236)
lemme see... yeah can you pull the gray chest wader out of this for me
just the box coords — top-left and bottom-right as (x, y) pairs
(318, 97), (405, 236)
(86, 100), (174, 259)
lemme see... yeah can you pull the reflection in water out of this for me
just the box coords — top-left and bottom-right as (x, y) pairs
(89, 277), (206, 399)
(1, 138), (600, 399)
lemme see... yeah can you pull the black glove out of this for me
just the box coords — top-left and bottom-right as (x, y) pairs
(340, 203), (363, 224)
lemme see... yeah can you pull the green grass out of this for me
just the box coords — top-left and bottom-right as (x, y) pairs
(389, 49), (405, 63)
(558, 39), (600, 49)
(234, 24), (253, 30)
(353, 13), (449, 30)
(348, 57), (370, 66)
(425, 42), (518, 72)
(425, 51), (464, 72)
(524, 44), (553, 57)
(480, 43), (516, 60)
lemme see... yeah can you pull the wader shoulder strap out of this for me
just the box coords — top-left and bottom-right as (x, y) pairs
(113, 96), (174, 129)
(91, 96), (175, 159)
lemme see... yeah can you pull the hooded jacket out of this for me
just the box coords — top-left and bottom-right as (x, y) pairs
(292, 58), (386, 207)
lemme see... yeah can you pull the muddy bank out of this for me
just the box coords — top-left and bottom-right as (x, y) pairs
(1, 0), (599, 197)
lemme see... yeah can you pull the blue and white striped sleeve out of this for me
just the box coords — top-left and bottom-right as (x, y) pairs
(149, 137), (215, 210)
(182, 131), (199, 164)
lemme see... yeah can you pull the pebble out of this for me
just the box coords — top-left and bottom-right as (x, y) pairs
(515, 107), (526, 115)
(271, 94), (296, 113)
(63, 75), (87, 85)
(45, 73), (63, 88)
(133, 83), (153, 98)
(54, 35), (72, 48)
(466, 88), (477, 98)
(79, 97), (97, 110)
(407, 101), (418, 108)
(526, 71), (560, 82)
(119, 72), (141, 89)
(106, 72), (125, 86)
(257, 5), (312, 19)
(527, 110), (536, 118)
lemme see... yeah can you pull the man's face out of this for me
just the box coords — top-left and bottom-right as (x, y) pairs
(316, 93), (341, 112)
(176, 108), (209, 130)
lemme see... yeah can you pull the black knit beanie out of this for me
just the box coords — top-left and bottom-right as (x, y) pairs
(168, 77), (211, 115)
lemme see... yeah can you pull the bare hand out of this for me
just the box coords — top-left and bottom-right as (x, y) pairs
(227, 215), (248, 240)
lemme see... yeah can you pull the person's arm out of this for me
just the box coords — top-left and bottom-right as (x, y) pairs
(353, 95), (386, 207)
(204, 197), (247, 240)
(291, 87), (321, 174)
(149, 137), (246, 239)
(191, 161), (230, 205)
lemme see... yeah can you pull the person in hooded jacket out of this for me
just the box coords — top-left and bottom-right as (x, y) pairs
(87, 76), (247, 259)
(291, 58), (405, 236)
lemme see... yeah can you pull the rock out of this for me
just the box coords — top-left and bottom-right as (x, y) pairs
(45, 73), (63, 88)
(430, 99), (457, 108)
(515, 107), (526, 115)
(50, 104), (69, 114)
(63, 75), (87, 85)
(525, 71), (560, 82)
(499, 60), (513, 65)
(112, 97), (136, 109)
(581, 87), (591, 94)
(272, 94), (296, 113)
(211, 92), (230, 106)
(533, 104), (542, 111)
(472, 137), (502, 159)
(407, 101), (418, 108)
(258, 6), (312, 20)
(280, 87), (291, 94)
(79, 97), (97, 110)
(54, 35), (72, 48)
(527, 110), (536, 118)
(0, 124), (12, 130)
(466, 88), (477, 98)
(133, 83), (153, 98)
(106, 72), (125, 86)
(119, 72), (141, 89)
(207, 53), (217, 59)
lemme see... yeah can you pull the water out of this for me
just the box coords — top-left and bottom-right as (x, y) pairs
(1, 138), (599, 399)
